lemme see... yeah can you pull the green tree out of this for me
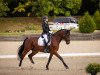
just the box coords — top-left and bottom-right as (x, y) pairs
(93, 10), (100, 30)
(32, 0), (82, 16)
(12, 0), (53, 16)
(80, 0), (100, 15)
(51, 0), (64, 16)
(62, 0), (82, 15)
(12, 1), (33, 16)
(0, 0), (10, 17)
(12, 0), (82, 17)
(79, 12), (96, 33)
(32, 0), (53, 16)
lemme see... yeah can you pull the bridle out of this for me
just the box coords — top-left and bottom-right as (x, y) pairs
(64, 30), (69, 37)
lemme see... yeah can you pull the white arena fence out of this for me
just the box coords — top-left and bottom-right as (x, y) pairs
(0, 53), (100, 59)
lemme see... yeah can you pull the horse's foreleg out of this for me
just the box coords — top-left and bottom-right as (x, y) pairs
(28, 50), (38, 64)
(54, 52), (69, 69)
(46, 53), (53, 70)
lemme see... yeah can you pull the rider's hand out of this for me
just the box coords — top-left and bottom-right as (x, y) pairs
(49, 31), (53, 33)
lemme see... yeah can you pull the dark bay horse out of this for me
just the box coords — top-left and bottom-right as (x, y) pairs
(18, 29), (70, 70)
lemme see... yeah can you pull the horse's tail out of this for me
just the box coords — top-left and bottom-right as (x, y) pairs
(18, 37), (28, 60)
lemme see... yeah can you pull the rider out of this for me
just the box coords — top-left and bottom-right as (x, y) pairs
(42, 16), (52, 53)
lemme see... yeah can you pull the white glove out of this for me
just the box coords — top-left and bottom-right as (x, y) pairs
(49, 31), (53, 33)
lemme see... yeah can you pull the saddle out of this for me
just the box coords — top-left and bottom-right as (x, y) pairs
(38, 34), (51, 46)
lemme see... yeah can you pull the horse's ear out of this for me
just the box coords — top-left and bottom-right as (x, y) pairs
(65, 29), (70, 33)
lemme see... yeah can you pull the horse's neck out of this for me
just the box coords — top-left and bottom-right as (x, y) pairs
(53, 33), (62, 44)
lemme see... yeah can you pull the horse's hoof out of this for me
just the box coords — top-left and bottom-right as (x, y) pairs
(46, 67), (49, 70)
(66, 66), (69, 69)
(46, 65), (49, 70)
(46, 68), (49, 70)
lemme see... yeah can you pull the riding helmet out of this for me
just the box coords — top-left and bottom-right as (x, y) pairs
(42, 16), (48, 20)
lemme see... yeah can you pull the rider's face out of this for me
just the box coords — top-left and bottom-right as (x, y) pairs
(45, 19), (48, 22)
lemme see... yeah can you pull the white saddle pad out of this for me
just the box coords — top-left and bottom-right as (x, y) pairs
(38, 35), (51, 46)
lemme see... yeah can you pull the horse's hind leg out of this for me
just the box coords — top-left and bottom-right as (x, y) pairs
(28, 50), (38, 64)
(28, 50), (38, 69)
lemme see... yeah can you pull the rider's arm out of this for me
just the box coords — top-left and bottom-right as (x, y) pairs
(42, 23), (50, 33)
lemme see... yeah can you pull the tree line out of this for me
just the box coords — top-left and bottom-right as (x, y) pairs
(0, 0), (100, 17)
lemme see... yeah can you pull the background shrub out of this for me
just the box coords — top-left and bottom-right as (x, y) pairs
(86, 63), (100, 75)
(93, 10), (100, 30)
(79, 12), (96, 33)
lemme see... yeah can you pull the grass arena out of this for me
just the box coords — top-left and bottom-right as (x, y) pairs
(0, 41), (100, 75)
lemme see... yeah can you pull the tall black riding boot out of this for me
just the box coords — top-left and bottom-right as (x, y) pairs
(44, 40), (49, 53)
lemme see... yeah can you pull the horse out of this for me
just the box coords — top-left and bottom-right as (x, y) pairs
(18, 29), (70, 70)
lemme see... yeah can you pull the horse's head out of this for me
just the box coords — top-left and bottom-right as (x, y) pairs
(63, 30), (70, 45)
(54, 29), (70, 45)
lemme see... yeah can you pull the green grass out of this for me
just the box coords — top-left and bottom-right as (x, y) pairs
(0, 17), (42, 32)
(0, 17), (81, 36)
(0, 30), (43, 36)
(0, 32), (24, 36)
(0, 17), (43, 36)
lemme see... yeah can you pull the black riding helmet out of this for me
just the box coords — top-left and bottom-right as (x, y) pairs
(42, 16), (48, 21)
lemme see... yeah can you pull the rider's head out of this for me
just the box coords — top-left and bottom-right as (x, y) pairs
(42, 16), (48, 22)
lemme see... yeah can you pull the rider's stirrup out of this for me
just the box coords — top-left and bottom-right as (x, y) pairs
(44, 46), (49, 53)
